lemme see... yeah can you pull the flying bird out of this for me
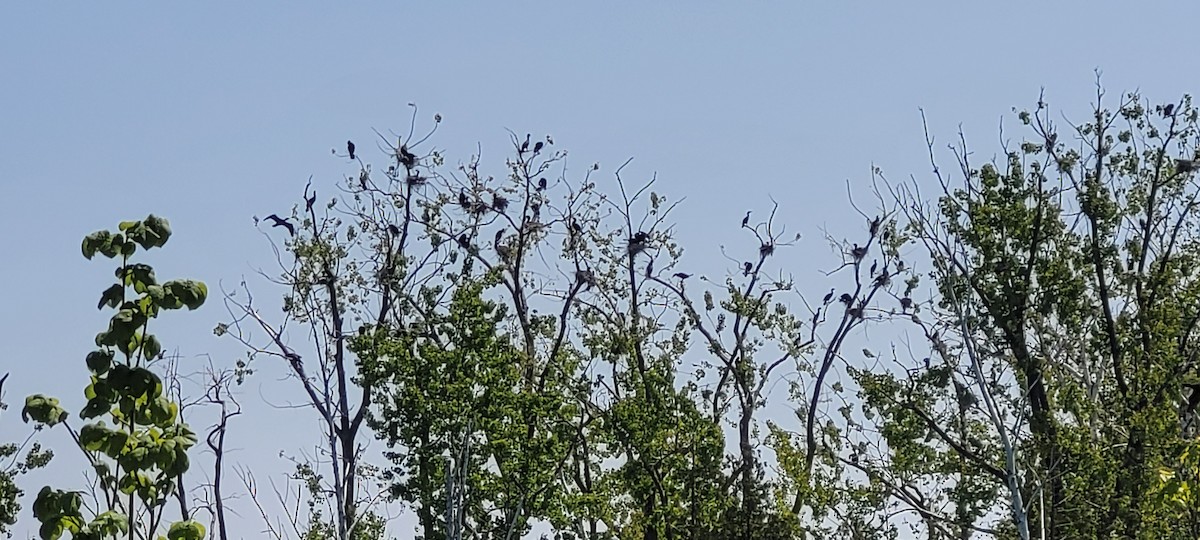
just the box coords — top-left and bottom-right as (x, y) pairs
(264, 214), (295, 236)
(347, 140), (356, 160)
(742, 211), (751, 228)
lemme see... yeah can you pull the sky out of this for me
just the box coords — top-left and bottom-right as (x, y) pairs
(2, 2), (1199, 538)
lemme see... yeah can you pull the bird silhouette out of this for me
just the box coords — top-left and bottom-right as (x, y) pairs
(1165, 103), (1176, 116)
(742, 211), (751, 228)
(399, 145), (417, 168)
(839, 293), (853, 305)
(1178, 159), (1196, 173)
(899, 297), (913, 311)
(492, 194), (509, 212)
(869, 216), (881, 236)
(347, 140), (356, 160)
(743, 262), (753, 275)
(264, 214), (295, 236)
(673, 272), (692, 280)
(494, 229), (504, 246)
(822, 288), (835, 305)
(851, 244), (868, 261)
(869, 259), (878, 276)
(533, 141), (544, 154)
(457, 233), (470, 248)
(387, 224), (400, 237)
(520, 134), (530, 153)
(537, 177), (548, 191)
(458, 190), (471, 209)
(305, 191), (317, 212)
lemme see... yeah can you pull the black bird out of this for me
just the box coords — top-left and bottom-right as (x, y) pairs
(839, 293), (853, 305)
(533, 141), (544, 154)
(869, 259), (878, 276)
(387, 224), (400, 237)
(457, 233), (470, 248)
(570, 221), (583, 234)
(492, 194), (509, 212)
(743, 261), (753, 275)
(264, 214), (295, 236)
(673, 272), (692, 280)
(869, 216), (881, 236)
(1178, 159), (1197, 173)
(305, 191), (317, 212)
(520, 134), (531, 153)
(537, 177), (548, 191)
(923, 357), (931, 370)
(398, 145), (417, 168)
(899, 297), (913, 311)
(822, 288), (835, 305)
(851, 243), (868, 261)
(1165, 103), (1176, 116)
(347, 140), (356, 160)
(494, 228), (504, 246)
(632, 231), (649, 243)
(742, 211), (751, 228)
(458, 189), (472, 209)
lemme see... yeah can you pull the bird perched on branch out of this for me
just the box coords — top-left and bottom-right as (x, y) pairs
(743, 261), (753, 276)
(742, 211), (751, 228)
(537, 178), (548, 191)
(1178, 159), (1196, 173)
(628, 231), (649, 257)
(851, 244), (868, 261)
(533, 141), (544, 154)
(520, 134), (531, 154)
(491, 194), (509, 212)
(264, 214), (295, 236)
(398, 145), (417, 168)
(822, 288), (835, 305)
(1164, 103), (1176, 116)
(673, 272), (692, 280)
(347, 140), (356, 160)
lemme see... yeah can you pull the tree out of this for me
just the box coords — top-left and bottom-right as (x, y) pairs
(21, 215), (208, 540)
(856, 84), (1200, 539)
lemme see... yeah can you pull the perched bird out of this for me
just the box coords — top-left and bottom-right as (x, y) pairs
(398, 145), (417, 168)
(743, 261), (753, 275)
(673, 272), (692, 280)
(839, 293), (853, 305)
(387, 224), (400, 237)
(458, 189), (472, 209)
(742, 211), (751, 228)
(533, 141), (544, 154)
(347, 140), (356, 160)
(1165, 103), (1176, 116)
(628, 231), (649, 256)
(537, 177), (548, 191)
(494, 228), (504, 246)
(851, 244), (868, 261)
(822, 288), (835, 305)
(575, 269), (596, 290)
(899, 297), (913, 311)
(869, 216), (881, 236)
(457, 233), (470, 248)
(264, 214), (295, 236)
(305, 191), (317, 212)
(492, 194), (509, 212)
(1178, 159), (1196, 173)
(520, 134), (531, 153)
(869, 259), (878, 276)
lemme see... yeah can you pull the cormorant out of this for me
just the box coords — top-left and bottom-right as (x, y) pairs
(742, 211), (751, 228)
(264, 214), (295, 236)
(673, 272), (692, 280)
(822, 289), (835, 305)
(347, 140), (356, 160)
(743, 261), (753, 275)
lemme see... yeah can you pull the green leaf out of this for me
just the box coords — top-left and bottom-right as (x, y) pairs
(167, 519), (205, 540)
(85, 350), (114, 374)
(141, 334), (162, 360)
(22, 395), (68, 426)
(97, 284), (123, 310)
(81, 231), (113, 260)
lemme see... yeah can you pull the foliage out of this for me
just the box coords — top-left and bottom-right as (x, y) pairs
(21, 215), (207, 540)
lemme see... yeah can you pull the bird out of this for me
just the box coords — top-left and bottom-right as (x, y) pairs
(398, 145), (417, 168)
(1165, 103), (1176, 116)
(264, 214), (295, 236)
(899, 297), (913, 311)
(305, 191), (317, 212)
(537, 178), (548, 191)
(458, 190), (472, 209)
(851, 244), (868, 260)
(494, 229), (504, 246)
(673, 272), (692, 280)
(822, 288), (835, 305)
(1178, 159), (1196, 173)
(743, 261), (753, 275)
(492, 194), (509, 212)
(742, 211), (751, 228)
(387, 224), (400, 237)
(869, 216), (881, 236)
(839, 293), (853, 305)
(347, 140), (356, 160)
(869, 259), (878, 276)
(457, 233), (470, 248)
(520, 134), (531, 153)
(533, 141), (544, 154)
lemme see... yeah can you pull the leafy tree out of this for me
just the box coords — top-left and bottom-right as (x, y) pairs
(21, 215), (208, 540)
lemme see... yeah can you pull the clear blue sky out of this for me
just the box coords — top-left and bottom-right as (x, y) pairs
(2, 3), (1198, 538)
